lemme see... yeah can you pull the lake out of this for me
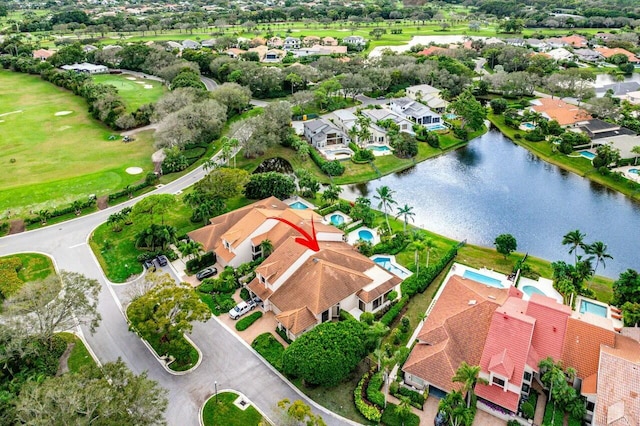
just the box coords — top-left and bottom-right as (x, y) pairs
(340, 130), (640, 278)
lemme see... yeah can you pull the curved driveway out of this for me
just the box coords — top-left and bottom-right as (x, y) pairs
(0, 158), (360, 424)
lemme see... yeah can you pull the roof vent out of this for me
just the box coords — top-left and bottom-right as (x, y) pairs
(488, 295), (496, 300)
(468, 300), (477, 306)
(313, 258), (319, 263)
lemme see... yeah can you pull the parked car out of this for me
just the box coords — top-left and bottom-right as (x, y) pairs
(196, 267), (217, 281)
(229, 300), (256, 320)
(143, 259), (156, 272)
(156, 255), (168, 267)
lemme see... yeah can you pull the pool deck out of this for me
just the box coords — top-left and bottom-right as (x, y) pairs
(323, 210), (352, 226)
(518, 276), (563, 303)
(370, 254), (413, 279)
(365, 143), (393, 156)
(346, 226), (380, 246)
(572, 296), (624, 331)
(613, 165), (640, 183)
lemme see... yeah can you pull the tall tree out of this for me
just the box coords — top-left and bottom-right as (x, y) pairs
(449, 89), (486, 131)
(494, 233), (517, 259)
(374, 186), (397, 231)
(585, 241), (612, 279)
(396, 204), (415, 233)
(562, 229), (587, 265)
(4, 271), (101, 346)
(15, 360), (168, 425)
(321, 185), (342, 205)
(452, 362), (488, 408)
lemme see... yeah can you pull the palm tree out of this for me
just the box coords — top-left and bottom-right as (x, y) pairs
(260, 239), (274, 257)
(632, 145), (640, 166)
(37, 209), (50, 225)
(396, 396), (412, 426)
(412, 240), (425, 274)
(424, 239), (436, 268)
(451, 362), (488, 408)
(562, 229), (586, 265)
(229, 138), (239, 168)
(374, 186), (397, 231)
(438, 391), (472, 426)
(71, 200), (83, 216)
(203, 157), (218, 172)
(221, 142), (232, 166)
(321, 185), (342, 205)
(585, 241), (612, 278)
(396, 204), (415, 233)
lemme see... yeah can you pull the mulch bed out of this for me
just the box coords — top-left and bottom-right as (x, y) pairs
(97, 196), (109, 210)
(9, 219), (25, 234)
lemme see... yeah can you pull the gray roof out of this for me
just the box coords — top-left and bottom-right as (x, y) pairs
(392, 97), (438, 119)
(407, 84), (440, 95)
(333, 109), (357, 122)
(303, 119), (328, 132)
(598, 134), (640, 159)
(596, 82), (640, 97)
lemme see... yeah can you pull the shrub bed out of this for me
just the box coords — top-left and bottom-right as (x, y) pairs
(251, 333), (284, 371)
(186, 251), (216, 274)
(401, 246), (458, 297)
(309, 147), (345, 176)
(0, 257), (23, 299)
(392, 386), (425, 409)
(380, 296), (409, 326)
(354, 371), (383, 422)
(236, 311), (263, 331)
(380, 403), (420, 426)
(366, 371), (386, 408)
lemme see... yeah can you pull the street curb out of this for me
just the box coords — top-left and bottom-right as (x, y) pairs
(211, 315), (364, 426)
(198, 389), (274, 426)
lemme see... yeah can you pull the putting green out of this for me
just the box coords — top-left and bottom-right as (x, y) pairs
(92, 73), (166, 112)
(0, 70), (156, 215)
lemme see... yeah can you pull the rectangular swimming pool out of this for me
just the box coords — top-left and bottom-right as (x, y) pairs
(289, 201), (308, 209)
(580, 151), (596, 160)
(462, 270), (504, 288)
(580, 300), (607, 318)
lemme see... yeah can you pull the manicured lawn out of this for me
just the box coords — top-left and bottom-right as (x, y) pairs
(58, 332), (97, 373)
(1, 252), (56, 282)
(488, 113), (640, 202)
(202, 392), (263, 426)
(92, 74), (166, 112)
(0, 70), (157, 214)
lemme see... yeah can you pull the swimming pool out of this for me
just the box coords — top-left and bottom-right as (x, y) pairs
(426, 123), (447, 131)
(522, 285), (545, 297)
(629, 168), (639, 175)
(369, 145), (391, 152)
(521, 122), (536, 130)
(358, 230), (374, 242)
(373, 256), (411, 279)
(580, 300), (607, 318)
(289, 201), (308, 210)
(580, 151), (596, 160)
(462, 270), (504, 288)
(330, 214), (345, 225)
(444, 113), (457, 119)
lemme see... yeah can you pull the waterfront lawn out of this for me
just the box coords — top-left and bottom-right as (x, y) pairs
(92, 74), (165, 112)
(202, 392), (263, 426)
(58, 332), (97, 373)
(0, 70), (156, 214)
(488, 113), (640, 201)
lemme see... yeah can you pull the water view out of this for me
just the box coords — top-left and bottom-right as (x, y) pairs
(340, 130), (640, 278)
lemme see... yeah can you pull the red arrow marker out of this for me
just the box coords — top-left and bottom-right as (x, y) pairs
(269, 217), (320, 252)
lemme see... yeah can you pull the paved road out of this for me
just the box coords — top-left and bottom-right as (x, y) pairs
(0, 159), (360, 425)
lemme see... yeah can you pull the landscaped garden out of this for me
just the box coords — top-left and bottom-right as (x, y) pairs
(202, 391), (263, 426)
(92, 73), (166, 112)
(0, 70), (156, 215)
(0, 252), (55, 303)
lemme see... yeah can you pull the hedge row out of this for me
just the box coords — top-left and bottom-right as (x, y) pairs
(309, 147), (345, 176)
(24, 198), (96, 225)
(401, 246), (458, 297)
(392, 386), (425, 409)
(186, 252), (216, 274)
(354, 371), (383, 422)
(108, 181), (150, 201)
(366, 371), (386, 408)
(380, 295), (409, 327)
(235, 311), (263, 331)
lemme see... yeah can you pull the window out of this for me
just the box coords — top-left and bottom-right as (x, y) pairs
(492, 376), (505, 388)
(260, 275), (265, 284)
(523, 371), (532, 382)
(586, 401), (595, 412)
(521, 383), (530, 394)
(373, 296), (383, 309)
(359, 299), (365, 312)
(321, 310), (329, 322)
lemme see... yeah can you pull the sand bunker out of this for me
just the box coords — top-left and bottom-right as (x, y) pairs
(126, 77), (137, 81)
(57, 126), (71, 131)
(126, 167), (143, 175)
(55, 111), (73, 116)
(144, 84), (153, 89)
(135, 81), (146, 85)
(0, 110), (23, 117)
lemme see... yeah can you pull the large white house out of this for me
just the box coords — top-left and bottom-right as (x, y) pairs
(389, 97), (443, 126)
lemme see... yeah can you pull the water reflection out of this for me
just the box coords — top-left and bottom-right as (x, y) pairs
(341, 130), (640, 277)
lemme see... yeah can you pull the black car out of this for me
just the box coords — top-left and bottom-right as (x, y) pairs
(143, 259), (156, 272)
(196, 267), (217, 281)
(156, 255), (169, 267)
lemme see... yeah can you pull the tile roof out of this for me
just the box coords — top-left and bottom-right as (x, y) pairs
(595, 47), (639, 62)
(476, 382), (521, 412)
(417, 46), (447, 56)
(525, 294), (572, 366)
(531, 98), (592, 126)
(276, 307), (317, 335)
(488, 348), (515, 379)
(561, 317), (616, 379)
(403, 276), (508, 393)
(595, 335), (640, 426)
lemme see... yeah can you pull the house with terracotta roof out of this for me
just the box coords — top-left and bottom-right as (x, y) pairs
(594, 330), (640, 426)
(403, 275), (515, 396)
(225, 48), (246, 59)
(302, 35), (321, 47)
(321, 36), (338, 46)
(530, 98), (592, 127)
(474, 294), (572, 414)
(248, 238), (402, 340)
(267, 37), (283, 48)
(187, 197), (343, 268)
(595, 47), (640, 63)
(417, 46), (447, 57)
(32, 49), (55, 61)
(561, 35), (587, 48)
